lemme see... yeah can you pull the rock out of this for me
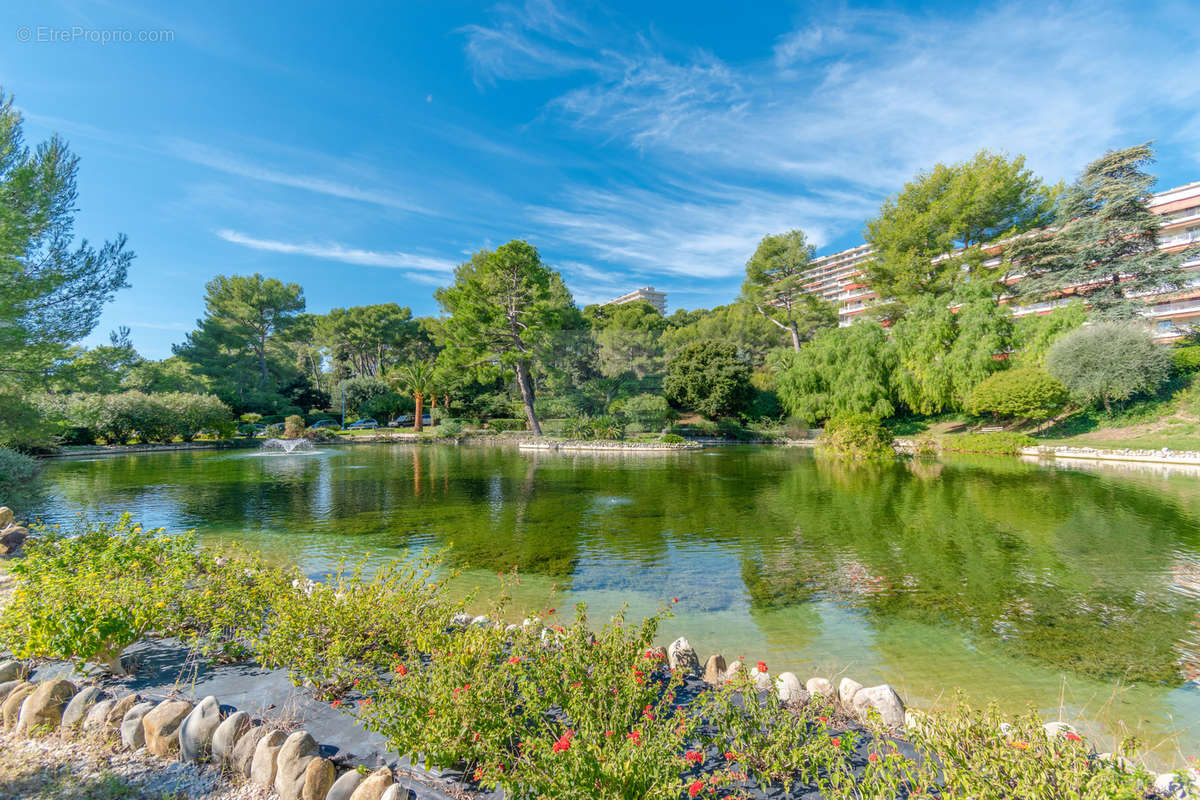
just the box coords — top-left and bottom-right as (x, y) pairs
(851, 684), (906, 728)
(806, 677), (834, 699)
(450, 612), (471, 628)
(776, 672), (808, 705)
(0, 660), (29, 683)
(470, 615), (490, 627)
(301, 756), (336, 800)
(120, 701), (157, 749)
(62, 686), (104, 729)
(667, 637), (700, 674)
(1043, 721), (1077, 740)
(105, 693), (141, 730)
(726, 660), (743, 679)
(702, 654), (727, 684)
(838, 677), (863, 706)
(142, 699), (193, 757)
(1154, 769), (1200, 798)
(349, 767), (394, 800)
(179, 695), (222, 762)
(84, 699), (116, 731)
(0, 680), (20, 703)
(273, 730), (320, 799)
(2, 682), (36, 728)
(326, 770), (365, 800)
(381, 785), (416, 800)
(647, 645), (667, 662)
(1, 525), (28, 555)
(231, 724), (270, 777)
(0, 506), (12, 527)
(749, 666), (772, 692)
(16, 679), (77, 735)
(250, 729), (288, 787)
(212, 710), (251, 762)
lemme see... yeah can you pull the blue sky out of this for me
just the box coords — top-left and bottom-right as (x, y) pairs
(2, 0), (1199, 359)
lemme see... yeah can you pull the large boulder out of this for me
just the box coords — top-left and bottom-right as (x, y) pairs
(120, 701), (157, 749)
(2, 682), (36, 728)
(212, 710), (251, 763)
(838, 677), (863, 706)
(301, 756), (336, 800)
(851, 684), (906, 728)
(62, 686), (104, 730)
(0, 680), (21, 702)
(1, 525), (28, 555)
(775, 672), (808, 705)
(805, 677), (834, 699)
(84, 699), (116, 732)
(667, 637), (700, 674)
(142, 699), (193, 757)
(179, 695), (222, 762)
(349, 768), (395, 800)
(702, 654), (727, 684)
(105, 693), (141, 730)
(250, 729), (288, 787)
(1155, 769), (1200, 798)
(273, 730), (320, 800)
(326, 770), (365, 800)
(0, 506), (12, 527)
(749, 666), (771, 692)
(231, 724), (270, 777)
(16, 679), (77, 735)
(0, 660), (29, 683)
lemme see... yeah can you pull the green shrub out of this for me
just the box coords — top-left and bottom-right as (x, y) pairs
(659, 433), (686, 444)
(820, 413), (894, 460)
(284, 414), (306, 439)
(486, 417), (526, 432)
(610, 393), (672, 431)
(437, 419), (464, 436)
(1046, 323), (1170, 413)
(967, 367), (1069, 421)
(1171, 346), (1200, 375)
(0, 446), (39, 501)
(663, 341), (753, 419)
(942, 432), (1036, 455)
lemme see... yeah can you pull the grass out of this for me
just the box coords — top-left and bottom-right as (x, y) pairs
(0, 744), (183, 800)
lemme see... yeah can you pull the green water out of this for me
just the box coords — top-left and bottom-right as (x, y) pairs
(30, 442), (1200, 765)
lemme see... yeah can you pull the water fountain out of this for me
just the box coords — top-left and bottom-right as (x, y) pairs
(260, 438), (316, 454)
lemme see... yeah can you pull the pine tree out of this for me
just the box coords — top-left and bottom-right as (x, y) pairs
(1009, 143), (1199, 319)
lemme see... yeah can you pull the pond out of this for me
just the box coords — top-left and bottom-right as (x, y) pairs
(28, 442), (1200, 766)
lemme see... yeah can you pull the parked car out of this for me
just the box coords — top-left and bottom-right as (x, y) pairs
(387, 415), (413, 427)
(310, 419), (340, 429)
(347, 418), (379, 430)
(237, 423), (267, 437)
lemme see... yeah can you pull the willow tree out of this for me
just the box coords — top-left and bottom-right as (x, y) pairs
(1008, 142), (1197, 319)
(741, 230), (837, 350)
(434, 240), (574, 436)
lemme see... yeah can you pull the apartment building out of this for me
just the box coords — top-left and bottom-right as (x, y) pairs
(803, 181), (1200, 337)
(604, 286), (667, 315)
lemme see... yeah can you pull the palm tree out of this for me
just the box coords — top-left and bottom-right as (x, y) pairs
(389, 360), (437, 432)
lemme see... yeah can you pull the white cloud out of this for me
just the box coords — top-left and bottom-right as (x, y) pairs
(217, 229), (457, 274)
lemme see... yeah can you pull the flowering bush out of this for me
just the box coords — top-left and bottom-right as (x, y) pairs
(253, 555), (463, 696)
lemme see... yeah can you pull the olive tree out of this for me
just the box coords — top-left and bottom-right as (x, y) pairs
(1045, 323), (1170, 413)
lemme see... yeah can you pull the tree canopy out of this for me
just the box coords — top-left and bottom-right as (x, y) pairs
(1045, 322), (1170, 413)
(741, 230), (837, 349)
(774, 323), (896, 423)
(662, 340), (753, 420)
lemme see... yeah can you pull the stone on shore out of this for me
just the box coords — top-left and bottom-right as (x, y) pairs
(851, 684), (906, 728)
(381, 785), (415, 800)
(0, 507), (12, 527)
(2, 682), (36, 728)
(179, 695), (222, 762)
(212, 710), (251, 762)
(84, 699), (116, 732)
(105, 693), (142, 729)
(326, 770), (365, 800)
(273, 730), (320, 800)
(667, 637), (700, 674)
(776, 672), (808, 705)
(16, 678), (77, 735)
(120, 701), (157, 749)
(62, 686), (103, 729)
(0, 659), (29, 683)
(702, 654), (727, 684)
(1155, 769), (1200, 798)
(142, 699), (193, 757)
(349, 767), (394, 800)
(805, 677), (834, 699)
(250, 729), (288, 787)
(750, 666), (771, 692)
(1043, 721), (1077, 740)
(0, 680), (21, 702)
(231, 724), (270, 777)
(838, 677), (863, 706)
(726, 660), (742, 680)
(301, 756), (336, 800)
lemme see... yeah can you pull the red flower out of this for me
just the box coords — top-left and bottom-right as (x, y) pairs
(672, 597), (679, 603)
(474, 767), (484, 781)
(552, 729), (574, 753)
(571, 682), (582, 688)
(1064, 732), (1083, 742)
(626, 730), (642, 745)
(472, 732), (480, 742)
(604, 730), (614, 737)
(330, 700), (342, 709)
(643, 704), (655, 721)
(688, 779), (704, 797)
(724, 751), (739, 761)
(868, 752), (879, 763)
(817, 715), (828, 724)
(395, 663), (408, 676)
(684, 750), (704, 764)
(358, 698), (372, 707)
(508, 656), (521, 664)
(831, 737), (841, 748)
(756, 661), (768, 673)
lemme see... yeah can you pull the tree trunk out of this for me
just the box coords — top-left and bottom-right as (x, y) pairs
(414, 393), (424, 432)
(513, 359), (542, 436)
(789, 321), (801, 351)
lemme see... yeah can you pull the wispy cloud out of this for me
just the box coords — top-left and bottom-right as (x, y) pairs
(217, 229), (457, 274)
(171, 140), (430, 214)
